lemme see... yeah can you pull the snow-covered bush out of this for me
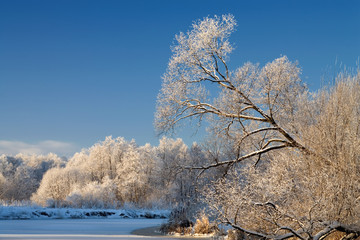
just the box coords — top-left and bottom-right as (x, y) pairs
(0, 153), (66, 202)
(66, 177), (119, 209)
(29, 136), (205, 209)
(194, 215), (211, 234)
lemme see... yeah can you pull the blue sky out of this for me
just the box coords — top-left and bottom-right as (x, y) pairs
(0, 0), (359, 156)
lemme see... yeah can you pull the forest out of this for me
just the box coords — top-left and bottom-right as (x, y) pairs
(1, 14), (359, 240)
(0, 136), (207, 209)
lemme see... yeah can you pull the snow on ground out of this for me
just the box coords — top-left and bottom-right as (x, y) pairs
(0, 218), (211, 240)
(0, 207), (212, 239)
(0, 218), (163, 235)
(0, 206), (169, 220)
(0, 218), (163, 239)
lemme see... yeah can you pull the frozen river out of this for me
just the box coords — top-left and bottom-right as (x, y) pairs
(0, 218), (208, 240)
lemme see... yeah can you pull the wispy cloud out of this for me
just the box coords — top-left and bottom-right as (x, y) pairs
(0, 140), (78, 157)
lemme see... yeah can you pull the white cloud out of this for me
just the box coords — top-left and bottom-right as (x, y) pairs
(0, 140), (78, 157)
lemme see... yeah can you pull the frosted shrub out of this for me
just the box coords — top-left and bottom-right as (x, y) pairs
(160, 206), (193, 234)
(194, 215), (211, 234)
(0, 153), (66, 202)
(66, 178), (118, 209)
(30, 135), (202, 209)
(31, 168), (70, 207)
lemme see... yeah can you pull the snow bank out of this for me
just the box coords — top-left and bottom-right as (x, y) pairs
(0, 206), (169, 220)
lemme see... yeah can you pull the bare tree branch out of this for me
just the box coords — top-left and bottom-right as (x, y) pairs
(188, 144), (290, 172)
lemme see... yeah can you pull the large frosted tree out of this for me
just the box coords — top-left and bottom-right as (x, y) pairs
(156, 14), (309, 172)
(156, 14), (360, 239)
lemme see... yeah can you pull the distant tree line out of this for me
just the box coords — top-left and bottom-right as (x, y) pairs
(1, 136), (218, 209)
(0, 153), (66, 202)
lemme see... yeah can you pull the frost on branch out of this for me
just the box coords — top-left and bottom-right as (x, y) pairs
(156, 14), (360, 239)
(29, 136), (207, 209)
(156, 14), (309, 172)
(203, 70), (360, 239)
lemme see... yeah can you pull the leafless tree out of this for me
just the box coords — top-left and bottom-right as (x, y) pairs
(156, 14), (360, 239)
(156, 14), (309, 173)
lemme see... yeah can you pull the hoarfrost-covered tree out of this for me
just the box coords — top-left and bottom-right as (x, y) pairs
(0, 172), (7, 199)
(0, 153), (65, 201)
(156, 14), (360, 239)
(85, 136), (129, 181)
(32, 137), (130, 207)
(32, 136), (196, 208)
(205, 71), (360, 239)
(66, 176), (118, 209)
(31, 167), (70, 207)
(156, 137), (191, 206)
(156, 14), (309, 173)
(116, 143), (147, 204)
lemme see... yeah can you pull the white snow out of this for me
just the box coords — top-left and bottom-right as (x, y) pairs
(0, 218), (165, 239)
(0, 218), (211, 239)
(0, 207), (212, 239)
(0, 206), (169, 220)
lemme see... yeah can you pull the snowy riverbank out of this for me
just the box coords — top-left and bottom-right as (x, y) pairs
(0, 218), (165, 239)
(0, 218), (212, 240)
(0, 206), (169, 220)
